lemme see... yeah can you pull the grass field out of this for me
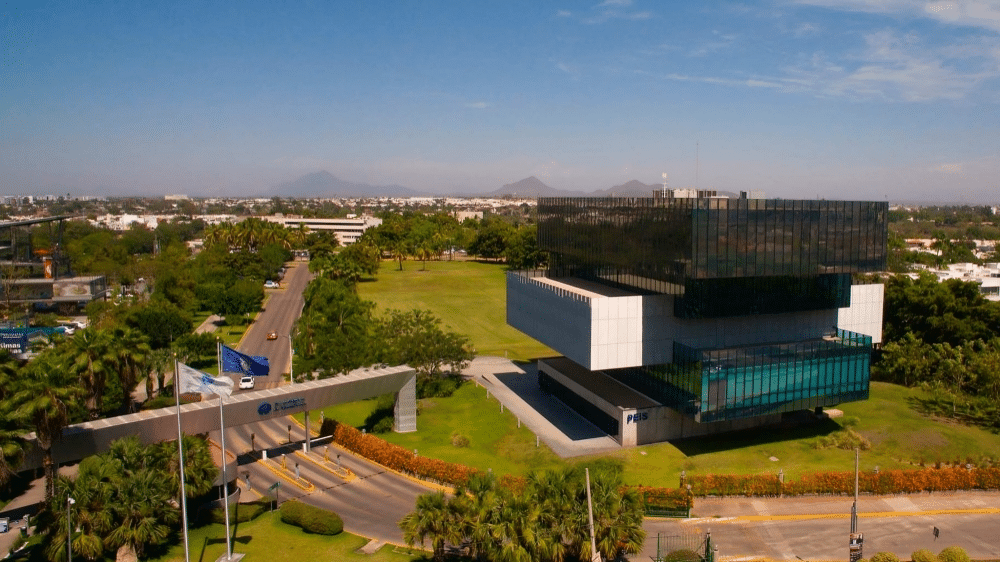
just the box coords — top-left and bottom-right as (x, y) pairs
(146, 512), (428, 562)
(356, 260), (552, 361)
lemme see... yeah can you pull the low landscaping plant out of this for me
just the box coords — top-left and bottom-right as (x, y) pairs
(937, 546), (970, 562)
(279, 500), (344, 535)
(911, 549), (936, 562)
(208, 500), (269, 524)
(870, 552), (901, 562)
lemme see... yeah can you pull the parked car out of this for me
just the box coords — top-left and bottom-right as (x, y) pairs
(267, 331), (278, 340)
(264, 280), (279, 289)
(239, 376), (255, 390)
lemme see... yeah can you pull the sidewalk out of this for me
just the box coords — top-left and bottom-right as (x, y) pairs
(462, 356), (621, 458)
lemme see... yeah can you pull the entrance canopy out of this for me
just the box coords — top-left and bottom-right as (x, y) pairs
(18, 365), (416, 470)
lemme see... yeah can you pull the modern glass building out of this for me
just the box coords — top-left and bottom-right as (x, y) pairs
(508, 194), (887, 445)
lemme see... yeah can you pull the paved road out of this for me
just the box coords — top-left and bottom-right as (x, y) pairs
(225, 260), (312, 390)
(216, 416), (433, 546)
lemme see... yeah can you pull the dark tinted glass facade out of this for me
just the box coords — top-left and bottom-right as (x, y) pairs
(538, 197), (887, 297)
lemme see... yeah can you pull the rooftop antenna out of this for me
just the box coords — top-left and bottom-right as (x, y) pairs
(696, 141), (699, 189)
(662, 172), (669, 198)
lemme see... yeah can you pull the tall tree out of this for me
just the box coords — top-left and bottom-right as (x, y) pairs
(0, 351), (25, 487)
(9, 348), (83, 501)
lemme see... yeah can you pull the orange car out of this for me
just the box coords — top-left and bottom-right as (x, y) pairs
(267, 331), (278, 340)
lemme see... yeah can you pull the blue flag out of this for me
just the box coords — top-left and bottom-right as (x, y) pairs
(221, 345), (270, 377)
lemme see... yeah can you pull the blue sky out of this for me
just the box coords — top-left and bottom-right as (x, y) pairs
(2, 1), (999, 202)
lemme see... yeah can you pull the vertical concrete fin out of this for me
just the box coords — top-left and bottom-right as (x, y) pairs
(393, 374), (417, 433)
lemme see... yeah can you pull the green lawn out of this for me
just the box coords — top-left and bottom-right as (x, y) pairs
(310, 382), (567, 477)
(357, 260), (552, 361)
(147, 511), (428, 562)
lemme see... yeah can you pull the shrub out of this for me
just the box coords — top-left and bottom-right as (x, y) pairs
(937, 546), (970, 562)
(870, 552), (900, 562)
(209, 500), (268, 524)
(664, 549), (702, 562)
(372, 417), (394, 434)
(280, 500), (344, 535)
(911, 549), (936, 562)
(450, 433), (470, 447)
(813, 428), (872, 450)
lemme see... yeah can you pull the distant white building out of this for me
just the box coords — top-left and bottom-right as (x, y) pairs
(909, 262), (1000, 301)
(262, 215), (382, 245)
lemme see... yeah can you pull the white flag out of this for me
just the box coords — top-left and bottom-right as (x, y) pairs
(177, 362), (234, 397)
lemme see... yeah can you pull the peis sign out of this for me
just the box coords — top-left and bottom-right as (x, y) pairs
(257, 398), (306, 416)
(626, 411), (648, 424)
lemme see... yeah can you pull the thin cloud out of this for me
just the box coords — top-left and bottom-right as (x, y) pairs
(465, 101), (491, 109)
(556, 10), (572, 17)
(689, 31), (738, 57)
(554, 60), (581, 79)
(582, 0), (653, 24)
(793, 0), (1000, 32)
(933, 163), (963, 174)
(658, 28), (1000, 102)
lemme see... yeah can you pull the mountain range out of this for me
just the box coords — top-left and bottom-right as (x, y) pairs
(268, 171), (427, 198)
(269, 171), (686, 199)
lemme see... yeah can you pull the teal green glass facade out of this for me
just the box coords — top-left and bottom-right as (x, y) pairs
(672, 329), (871, 422)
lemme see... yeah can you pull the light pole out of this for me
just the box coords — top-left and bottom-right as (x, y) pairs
(287, 334), (295, 384)
(66, 496), (75, 562)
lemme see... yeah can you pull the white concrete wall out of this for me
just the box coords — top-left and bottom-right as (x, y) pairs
(510, 276), (884, 371)
(507, 274), (592, 366)
(837, 283), (884, 344)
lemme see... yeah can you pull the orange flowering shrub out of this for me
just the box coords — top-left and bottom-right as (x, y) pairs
(324, 420), (480, 487)
(634, 486), (693, 509)
(687, 473), (782, 497)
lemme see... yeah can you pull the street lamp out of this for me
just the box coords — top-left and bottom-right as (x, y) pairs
(66, 497), (75, 562)
(286, 334), (295, 384)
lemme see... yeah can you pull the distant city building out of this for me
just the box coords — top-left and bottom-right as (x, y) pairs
(164, 194), (190, 201)
(263, 214), (382, 245)
(507, 194), (887, 446)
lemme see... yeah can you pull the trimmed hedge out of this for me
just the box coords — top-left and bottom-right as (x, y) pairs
(911, 549), (936, 562)
(322, 420), (481, 487)
(686, 466), (1000, 497)
(209, 500), (268, 524)
(279, 500), (344, 535)
(937, 546), (970, 562)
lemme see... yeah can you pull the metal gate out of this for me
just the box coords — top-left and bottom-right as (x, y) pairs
(653, 532), (715, 562)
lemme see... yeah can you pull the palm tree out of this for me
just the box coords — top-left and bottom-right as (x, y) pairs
(9, 348), (82, 502)
(45, 474), (113, 562)
(67, 328), (116, 417)
(109, 326), (151, 413)
(154, 434), (217, 499)
(399, 491), (463, 562)
(0, 351), (25, 487)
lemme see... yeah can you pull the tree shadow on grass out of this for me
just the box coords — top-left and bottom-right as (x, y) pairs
(669, 414), (843, 457)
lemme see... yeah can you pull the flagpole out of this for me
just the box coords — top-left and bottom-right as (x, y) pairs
(173, 357), (191, 562)
(217, 340), (233, 561)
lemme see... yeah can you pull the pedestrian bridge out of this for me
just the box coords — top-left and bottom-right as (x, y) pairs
(18, 365), (417, 471)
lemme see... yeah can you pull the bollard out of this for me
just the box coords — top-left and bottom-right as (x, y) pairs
(536, 435), (539, 447)
(303, 442), (308, 453)
(262, 450), (268, 461)
(517, 418), (520, 428)
(500, 403), (504, 413)
(295, 463), (300, 479)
